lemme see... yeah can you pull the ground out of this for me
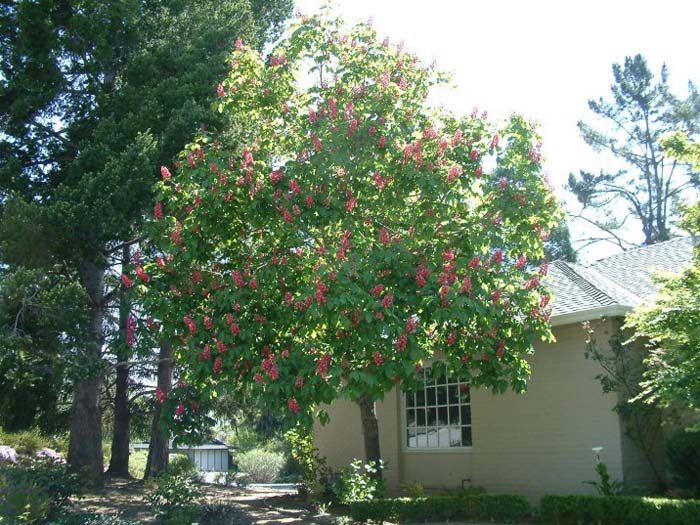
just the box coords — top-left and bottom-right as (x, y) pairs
(73, 479), (343, 524)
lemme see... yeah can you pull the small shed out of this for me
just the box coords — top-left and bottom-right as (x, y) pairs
(132, 440), (231, 472)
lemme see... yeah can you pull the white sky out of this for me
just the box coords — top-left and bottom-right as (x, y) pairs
(294, 0), (699, 262)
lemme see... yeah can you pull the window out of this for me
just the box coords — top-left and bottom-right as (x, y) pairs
(405, 368), (472, 449)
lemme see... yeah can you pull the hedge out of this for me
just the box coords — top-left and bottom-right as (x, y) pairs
(540, 495), (700, 525)
(350, 494), (531, 523)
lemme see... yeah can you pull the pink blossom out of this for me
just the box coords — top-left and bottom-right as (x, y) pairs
(160, 166), (171, 180)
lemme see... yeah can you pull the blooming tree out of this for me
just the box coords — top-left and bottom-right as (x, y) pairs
(135, 14), (561, 460)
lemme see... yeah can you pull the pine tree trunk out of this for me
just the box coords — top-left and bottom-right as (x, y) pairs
(68, 259), (105, 486)
(107, 247), (132, 478)
(145, 341), (173, 479)
(358, 394), (382, 480)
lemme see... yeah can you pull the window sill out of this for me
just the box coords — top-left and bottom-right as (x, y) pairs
(402, 447), (473, 454)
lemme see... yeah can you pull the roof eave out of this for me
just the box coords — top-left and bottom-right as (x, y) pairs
(550, 304), (634, 327)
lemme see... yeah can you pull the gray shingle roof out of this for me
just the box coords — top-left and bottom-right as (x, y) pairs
(548, 237), (695, 321)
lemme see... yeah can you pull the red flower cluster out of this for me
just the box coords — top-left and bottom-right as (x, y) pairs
(183, 316), (197, 334)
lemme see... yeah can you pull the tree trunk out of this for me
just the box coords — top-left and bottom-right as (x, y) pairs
(145, 341), (173, 479)
(357, 394), (382, 479)
(68, 259), (105, 486)
(107, 247), (132, 478)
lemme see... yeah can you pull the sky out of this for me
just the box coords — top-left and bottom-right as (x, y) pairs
(294, 0), (699, 262)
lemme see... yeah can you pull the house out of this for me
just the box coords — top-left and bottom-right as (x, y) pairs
(313, 237), (695, 500)
(133, 439), (232, 472)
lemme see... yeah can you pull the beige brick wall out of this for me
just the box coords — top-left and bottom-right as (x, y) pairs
(314, 320), (645, 500)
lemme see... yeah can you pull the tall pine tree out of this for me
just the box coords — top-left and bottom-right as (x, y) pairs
(568, 54), (700, 249)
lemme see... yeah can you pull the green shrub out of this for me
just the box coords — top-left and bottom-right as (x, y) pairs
(236, 448), (285, 483)
(145, 472), (202, 525)
(667, 427), (700, 493)
(539, 494), (700, 525)
(332, 459), (385, 505)
(350, 493), (531, 523)
(167, 454), (197, 478)
(0, 454), (78, 523)
(0, 428), (60, 455)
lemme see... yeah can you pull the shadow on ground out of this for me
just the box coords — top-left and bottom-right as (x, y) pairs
(72, 479), (342, 524)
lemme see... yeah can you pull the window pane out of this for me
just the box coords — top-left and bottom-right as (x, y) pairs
(450, 426), (461, 447)
(436, 384), (447, 405)
(407, 427), (416, 448)
(449, 405), (459, 425)
(437, 406), (448, 426)
(416, 389), (425, 407)
(406, 409), (416, 427)
(406, 392), (415, 408)
(460, 405), (471, 425)
(417, 409), (426, 426)
(461, 426), (472, 446)
(448, 385), (459, 404)
(426, 387), (436, 406)
(427, 407), (436, 426)
(415, 427), (427, 447)
(459, 384), (470, 403)
(438, 426), (449, 448)
(426, 428), (438, 447)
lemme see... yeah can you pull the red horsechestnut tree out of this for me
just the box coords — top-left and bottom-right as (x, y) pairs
(136, 14), (561, 461)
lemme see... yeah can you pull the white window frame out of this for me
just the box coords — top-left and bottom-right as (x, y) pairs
(401, 366), (473, 452)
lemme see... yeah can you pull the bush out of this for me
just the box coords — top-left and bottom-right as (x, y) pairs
(350, 494), (531, 523)
(667, 427), (700, 493)
(0, 428), (64, 455)
(145, 472), (202, 525)
(236, 448), (285, 483)
(332, 459), (385, 505)
(167, 454), (197, 478)
(0, 453), (78, 523)
(539, 495), (700, 525)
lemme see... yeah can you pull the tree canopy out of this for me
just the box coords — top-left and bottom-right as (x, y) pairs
(0, 0), (293, 481)
(626, 136), (700, 411)
(135, 13), (562, 444)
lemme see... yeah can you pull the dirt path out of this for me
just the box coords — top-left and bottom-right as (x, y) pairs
(73, 479), (342, 524)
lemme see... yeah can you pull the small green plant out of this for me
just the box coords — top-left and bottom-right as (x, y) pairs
(584, 447), (623, 496)
(145, 473), (201, 525)
(236, 448), (285, 483)
(332, 459), (385, 505)
(402, 481), (425, 498)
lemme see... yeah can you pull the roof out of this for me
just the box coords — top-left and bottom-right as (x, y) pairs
(548, 237), (695, 326)
(132, 439), (231, 451)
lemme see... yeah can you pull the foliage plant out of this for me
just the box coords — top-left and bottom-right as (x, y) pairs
(665, 427), (700, 494)
(236, 448), (286, 483)
(137, 12), (561, 438)
(584, 449), (623, 497)
(285, 425), (333, 497)
(0, 453), (78, 523)
(145, 472), (202, 525)
(332, 459), (385, 505)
